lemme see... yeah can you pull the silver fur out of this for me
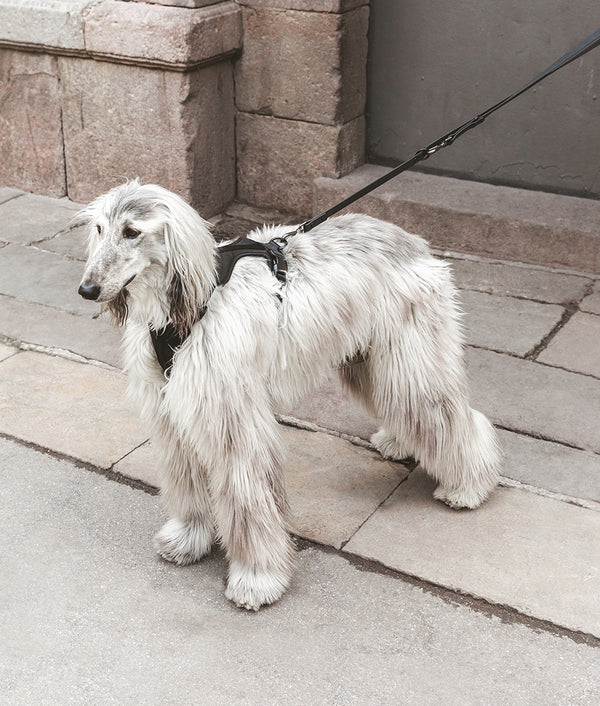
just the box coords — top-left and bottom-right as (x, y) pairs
(78, 181), (500, 611)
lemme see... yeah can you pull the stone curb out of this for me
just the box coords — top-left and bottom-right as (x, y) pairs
(313, 166), (600, 272)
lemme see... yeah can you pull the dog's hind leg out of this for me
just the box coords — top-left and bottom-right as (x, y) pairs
(368, 274), (500, 508)
(154, 433), (214, 566)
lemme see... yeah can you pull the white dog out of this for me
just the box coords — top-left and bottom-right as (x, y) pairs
(78, 181), (499, 610)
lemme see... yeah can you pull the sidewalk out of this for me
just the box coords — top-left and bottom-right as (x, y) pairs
(1, 186), (599, 704)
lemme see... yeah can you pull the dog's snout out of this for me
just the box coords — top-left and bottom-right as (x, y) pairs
(78, 281), (101, 301)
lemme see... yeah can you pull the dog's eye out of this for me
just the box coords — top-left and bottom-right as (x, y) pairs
(96, 224), (101, 234)
(123, 227), (141, 240)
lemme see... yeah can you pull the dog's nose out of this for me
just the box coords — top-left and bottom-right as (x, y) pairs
(78, 281), (101, 300)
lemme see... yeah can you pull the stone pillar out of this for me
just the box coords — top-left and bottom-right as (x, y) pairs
(0, 0), (242, 216)
(234, 0), (369, 215)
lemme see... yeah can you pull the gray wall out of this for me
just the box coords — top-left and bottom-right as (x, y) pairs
(367, 1), (600, 199)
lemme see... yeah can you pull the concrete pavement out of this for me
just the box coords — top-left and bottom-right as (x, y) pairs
(1, 186), (599, 703)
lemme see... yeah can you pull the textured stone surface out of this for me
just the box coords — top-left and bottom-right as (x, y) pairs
(280, 370), (378, 441)
(237, 112), (364, 214)
(0, 244), (96, 316)
(59, 57), (235, 215)
(4, 439), (599, 706)
(580, 281), (600, 315)
(0, 342), (16, 361)
(239, 0), (367, 10)
(37, 224), (88, 261)
(313, 167), (600, 271)
(281, 425), (406, 548)
(0, 50), (66, 197)
(0, 186), (22, 205)
(235, 5), (367, 124)
(538, 312), (600, 377)
(498, 429), (600, 503)
(344, 469), (600, 636)
(134, 0), (223, 8)
(467, 347), (600, 453)
(85, 0), (242, 69)
(0, 0), (93, 50)
(0, 351), (146, 467)
(113, 441), (163, 489)
(0, 193), (79, 244)
(460, 290), (563, 356)
(0, 295), (122, 367)
(447, 257), (592, 304)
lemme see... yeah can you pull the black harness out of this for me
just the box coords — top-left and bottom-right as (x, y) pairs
(150, 237), (287, 376)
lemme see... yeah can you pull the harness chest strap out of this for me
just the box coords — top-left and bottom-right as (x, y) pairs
(149, 237), (287, 376)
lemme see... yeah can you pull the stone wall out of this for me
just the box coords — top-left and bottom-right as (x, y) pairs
(0, 0), (368, 216)
(235, 0), (369, 215)
(0, 0), (242, 216)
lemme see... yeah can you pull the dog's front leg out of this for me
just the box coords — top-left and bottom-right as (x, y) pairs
(210, 422), (296, 611)
(153, 430), (214, 566)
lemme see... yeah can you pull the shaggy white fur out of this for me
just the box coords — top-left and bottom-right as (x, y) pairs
(78, 181), (500, 610)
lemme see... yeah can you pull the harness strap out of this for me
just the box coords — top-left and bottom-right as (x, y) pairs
(150, 237), (287, 376)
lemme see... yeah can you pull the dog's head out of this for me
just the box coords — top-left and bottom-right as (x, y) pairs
(77, 180), (216, 333)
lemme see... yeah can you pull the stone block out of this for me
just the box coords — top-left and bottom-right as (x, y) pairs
(134, 0), (222, 7)
(344, 469), (600, 636)
(237, 112), (364, 214)
(85, 1), (242, 70)
(537, 312), (600, 378)
(0, 0), (93, 51)
(235, 5), (367, 124)
(0, 193), (79, 244)
(313, 166), (600, 271)
(466, 347), (600, 454)
(0, 351), (147, 467)
(448, 258), (591, 305)
(460, 290), (564, 356)
(113, 441), (163, 489)
(59, 57), (235, 215)
(0, 244), (97, 316)
(0, 295), (122, 367)
(39, 224), (88, 262)
(498, 428), (600, 503)
(0, 50), (66, 197)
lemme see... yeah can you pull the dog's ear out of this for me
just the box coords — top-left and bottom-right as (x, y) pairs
(161, 192), (216, 337)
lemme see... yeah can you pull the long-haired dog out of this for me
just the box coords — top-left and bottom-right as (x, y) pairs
(78, 181), (500, 610)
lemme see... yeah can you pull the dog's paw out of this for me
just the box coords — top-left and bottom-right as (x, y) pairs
(154, 518), (213, 566)
(433, 484), (487, 510)
(370, 428), (411, 461)
(225, 561), (291, 611)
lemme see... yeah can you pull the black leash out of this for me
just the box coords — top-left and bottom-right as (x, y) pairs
(287, 26), (600, 237)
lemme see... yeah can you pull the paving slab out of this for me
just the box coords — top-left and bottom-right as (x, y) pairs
(538, 312), (600, 378)
(460, 290), (564, 356)
(0, 186), (22, 205)
(344, 468), (600, 637)
(466, 347), (600, 454)
(581, 281), (600, 315)
(2, 438), (599, 706)
(37, 223), (88, 261)
(447, 257), (592, 304)
(280, 372), (378, 441)
(113, 425), (408, 550)
(0, 342), (16, 361)
(498, 429), (600, 503)
(0, 350), (146, 468)
(0, 243), (96, 315)
(0, 193), (80, 244)
(0, 294), (122, 366)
